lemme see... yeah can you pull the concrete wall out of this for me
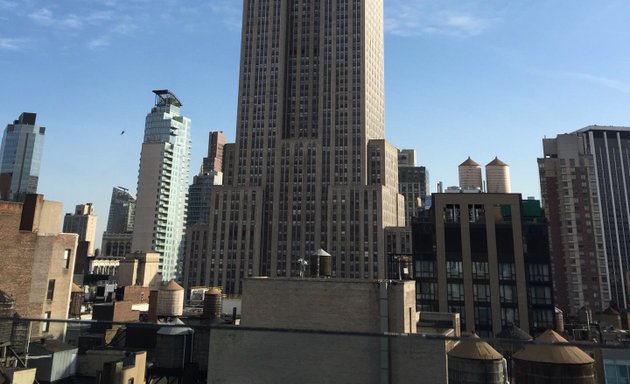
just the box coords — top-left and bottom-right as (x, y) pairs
(241, 278), (415, 334)
(207, 328), (451, 384)
(208, 328), (380, 384)
(390, 333), (454, 384)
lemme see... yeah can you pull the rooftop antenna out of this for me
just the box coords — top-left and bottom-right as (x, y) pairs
(297, 257), (308, 278)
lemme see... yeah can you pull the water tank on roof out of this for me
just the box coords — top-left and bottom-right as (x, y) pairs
(154, 323), (194, 369)
(310, 249), (332, 278)
(156, 280), (184, 317)
(513, 329), (595, 384)
(203, 287), (222, 319)
(447, 333), (508, 384)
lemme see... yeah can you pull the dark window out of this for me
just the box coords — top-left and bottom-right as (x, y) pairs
(47, 280), (55, 300)
(495, 226), (514, 258)
(444, 227), (462, 253)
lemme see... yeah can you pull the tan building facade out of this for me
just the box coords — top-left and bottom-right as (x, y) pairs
(62, 203), (97, 255)
(0, 194), (78, 340)
(184, 0), (404, 294)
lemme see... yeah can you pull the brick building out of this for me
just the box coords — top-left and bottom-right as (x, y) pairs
(0, 194), (78, 340)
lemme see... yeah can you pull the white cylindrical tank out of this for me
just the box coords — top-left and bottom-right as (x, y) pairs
(458, 157), (482, 190)
(156, 280), (184, 317)
(486, 157), (511, 193)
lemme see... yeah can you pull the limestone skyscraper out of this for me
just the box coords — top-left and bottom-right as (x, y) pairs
(184, 0), (404, 293)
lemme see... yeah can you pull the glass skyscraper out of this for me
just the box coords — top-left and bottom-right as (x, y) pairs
(132, 90), (191, 281)
(0, 112), (45, 201)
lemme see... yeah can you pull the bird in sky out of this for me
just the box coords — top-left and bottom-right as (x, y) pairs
(120, 130), (125, 135)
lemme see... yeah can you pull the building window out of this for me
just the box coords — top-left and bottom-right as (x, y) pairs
(63, 249), (71, 268)
(47, 280), (55, 300)
(472, 262), (489, 279)
(418, 282), (437, 300)
(447, 283), (465, 301)
(500, 284), (516, 303)
(42, 311), (51, 333)
(529, 286), (552, 305)
(473, 284), (491, 303)
(474, 306), (492, 326)
(532, 309), (554, 328)
(416, 261), (434, 278)
(501, 307), (519, 326)
(528, 264), (550, 282)
(498, 263), (515, 280)
(446, 261), (463, 279)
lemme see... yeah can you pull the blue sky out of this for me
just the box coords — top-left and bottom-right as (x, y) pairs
(1, 0), (630, 248)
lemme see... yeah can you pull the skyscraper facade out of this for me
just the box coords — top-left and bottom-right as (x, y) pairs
(538, 132), (611, 314)
(101, 186), (136, 258)
(397, 149), (429, 225)
(132, 90), (191, 281)
(0, 112), (45, 201)
(187, 131), (225, 226)
(106, 186), (136, 234)
(185, 0), (404, 293)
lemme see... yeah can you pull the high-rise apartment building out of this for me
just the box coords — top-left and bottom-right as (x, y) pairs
(63, 203), (98, 255)
(132, 90), (191, 281)
(0, 112), (45, 201)
(187, 131), (225, 226)
(412, 193), (555, 336)
(539, 126), (630, 312)
(184, 0), (404, 294)
(538, 133), (609, 315)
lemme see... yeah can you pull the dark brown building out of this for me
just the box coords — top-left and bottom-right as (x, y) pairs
(412, 193), (555, 336)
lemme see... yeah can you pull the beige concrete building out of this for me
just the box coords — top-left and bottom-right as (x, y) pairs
(208, 278), (454, 384)
(116, 252), (161, 289)
(185, 0), (404, 294)
(62, 203), (97, 255)
(0, 194), (78, 340)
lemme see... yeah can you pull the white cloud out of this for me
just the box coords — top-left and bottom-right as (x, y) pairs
(385, 0), (497, 38)
(0, 36), (28, 50)
(88, 36), (110, 50)
(29, 7), (54, 25)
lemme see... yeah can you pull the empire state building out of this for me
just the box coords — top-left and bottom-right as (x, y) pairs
(184, 0), (404, 293)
